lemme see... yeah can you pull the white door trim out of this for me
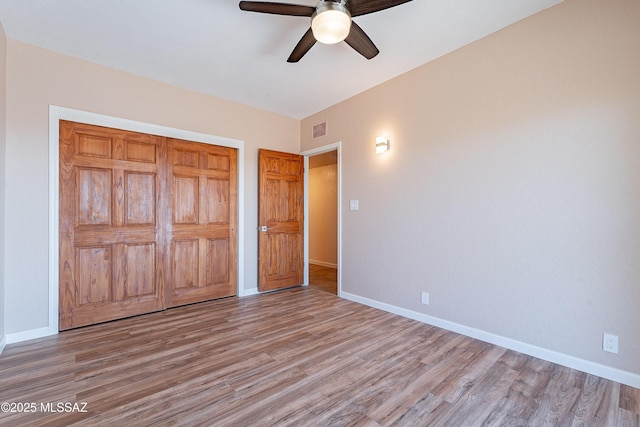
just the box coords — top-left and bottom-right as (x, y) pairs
(48, 106), (245, 336)
(302, 142), (342, 296)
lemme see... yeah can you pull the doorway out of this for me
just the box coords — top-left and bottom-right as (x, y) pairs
(304, 143), (340, 295)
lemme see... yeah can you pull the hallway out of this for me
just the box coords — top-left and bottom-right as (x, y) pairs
(308, 263), (337, 295)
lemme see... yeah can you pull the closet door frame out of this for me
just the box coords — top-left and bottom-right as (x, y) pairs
(48, 106), (245, 335)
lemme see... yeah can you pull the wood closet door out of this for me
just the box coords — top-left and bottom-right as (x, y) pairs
(258, 149), (304, 292)
(59, 121), (166, 330)
(166, 138), (237, 307)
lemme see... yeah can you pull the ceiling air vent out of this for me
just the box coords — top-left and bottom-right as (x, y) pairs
(312, 121), (327, 139)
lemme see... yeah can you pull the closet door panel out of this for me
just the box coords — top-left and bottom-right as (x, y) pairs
(59, 121), (165, 330)
(166, 139), (237, 307)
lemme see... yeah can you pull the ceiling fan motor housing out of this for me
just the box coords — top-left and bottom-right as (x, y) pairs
(311, 1), (352, 44)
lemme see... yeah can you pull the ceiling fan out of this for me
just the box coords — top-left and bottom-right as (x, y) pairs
(238, 0), (413, 62)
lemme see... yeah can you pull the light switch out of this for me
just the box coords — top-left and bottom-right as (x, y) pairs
(350, 199), (359, 211)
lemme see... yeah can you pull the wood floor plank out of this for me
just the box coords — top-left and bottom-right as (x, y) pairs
(618, 408), (640, 427)
(448, 362), (520, 426)
(564, 374), (618, 426)
(0, 287), (638, 426)
(482, 399), (529, 427)
(621, 384), (640, 414)
(527, 366), (582, 425)
(429, 342), (504, 404)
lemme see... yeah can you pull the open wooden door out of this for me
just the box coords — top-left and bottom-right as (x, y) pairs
(258, 149), (304, 292)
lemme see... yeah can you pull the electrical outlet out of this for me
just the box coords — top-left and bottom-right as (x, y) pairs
(603, 333), (618, 354)
(421, 291), (429, 305)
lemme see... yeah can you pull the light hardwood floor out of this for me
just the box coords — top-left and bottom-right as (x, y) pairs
(1, 287), (638, 426)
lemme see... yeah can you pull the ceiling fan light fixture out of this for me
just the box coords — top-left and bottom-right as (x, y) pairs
(311, 1), (352, 45)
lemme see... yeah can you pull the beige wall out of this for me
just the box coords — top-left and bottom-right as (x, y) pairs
(301, 0), (640, 378)
(0, 23), (6, 346)
(4, 40), (299, 335)
(309, 164), (338, 266)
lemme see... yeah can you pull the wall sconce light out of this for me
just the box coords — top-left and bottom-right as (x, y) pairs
(375, 136), (389, 154)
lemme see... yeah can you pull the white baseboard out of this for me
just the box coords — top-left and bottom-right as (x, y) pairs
(341, 291), (640, 389)
(0, 335), (5, 355)
(309, 260), (338, 268)
(6, 327), (55, 345)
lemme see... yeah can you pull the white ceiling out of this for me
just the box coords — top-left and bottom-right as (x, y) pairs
(0, 0), (562, 119)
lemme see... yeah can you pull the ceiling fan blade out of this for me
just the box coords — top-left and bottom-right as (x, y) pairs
(288, 28), (317, 62)
(344, 21), (379, 60)
(348, 0), (413, 17)
(239, 1), (315, 16)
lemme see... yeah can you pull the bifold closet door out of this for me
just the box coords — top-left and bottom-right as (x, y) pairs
(165, 138), (237, 307)
(59, 121), (237, 330)
(59, 121), (166, 330)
